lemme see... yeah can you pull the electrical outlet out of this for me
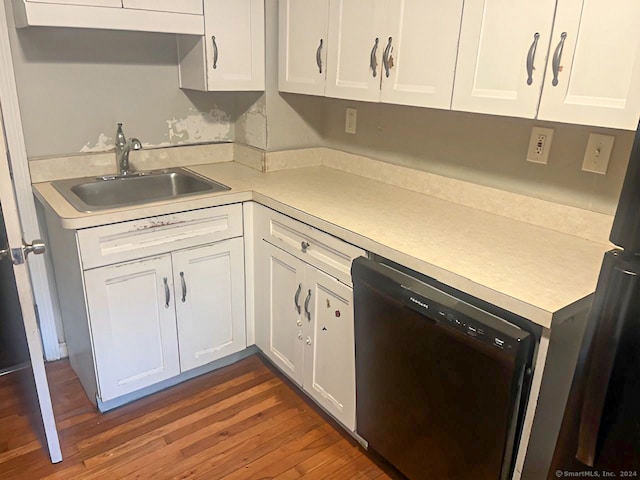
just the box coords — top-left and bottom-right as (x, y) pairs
(345, 108), (357, 134)
(526, 127), (554, 164)
(582, 134), (614, 175)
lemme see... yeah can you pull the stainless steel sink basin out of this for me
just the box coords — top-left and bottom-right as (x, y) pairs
(52, 168), (230, 212)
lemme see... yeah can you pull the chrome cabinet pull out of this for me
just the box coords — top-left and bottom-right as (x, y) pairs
(382, 36), (393, 78)
(551, 32), (567, 86)
(304, 290), (312, 321)
(212, 35), (219, 69)
(370, 38), (379, 78)
(163, 277), (170, 308)
(316, 39), (323, 74)
(526, 32), (540, 85)
(180, 272), (187, 303)
(294, 284), (302, 314)
(301, 241), (310, 253)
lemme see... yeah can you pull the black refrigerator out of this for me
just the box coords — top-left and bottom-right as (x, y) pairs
(548, 126), (640, 477)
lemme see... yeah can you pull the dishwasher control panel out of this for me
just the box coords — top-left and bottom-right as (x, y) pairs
(402, 287), (523, 351)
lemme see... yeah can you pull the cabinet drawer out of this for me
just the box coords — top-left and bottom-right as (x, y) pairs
(78, 204), (243, 270)
(254, 204), (365, 285)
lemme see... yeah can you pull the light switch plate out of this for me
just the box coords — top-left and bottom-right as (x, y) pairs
(582, 134), (614, 175)
(345, 108), (357, 135)
(526, 127), (554, 164)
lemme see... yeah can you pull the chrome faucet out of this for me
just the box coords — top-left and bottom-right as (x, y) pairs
(115, 123), (142, 176)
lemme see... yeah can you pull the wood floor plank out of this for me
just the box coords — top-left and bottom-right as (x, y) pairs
(0, 354), (396, 480)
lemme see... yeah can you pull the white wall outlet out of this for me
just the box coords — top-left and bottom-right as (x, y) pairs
(345, 108), (357, 134)
(526, 127), (554, 164)
(582, 133), (615, 175)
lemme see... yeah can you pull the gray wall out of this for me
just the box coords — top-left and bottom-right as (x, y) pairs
(5, 0), (240, 158)
(320, 99), (633, 214)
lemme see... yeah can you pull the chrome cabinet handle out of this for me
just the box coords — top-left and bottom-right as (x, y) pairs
(163, 277), (170, 308)
(382, 36), (392, 78)
(294, 284), (302, 314)
(305, 336), (312, 346)
(316, 39), (323, 74)
(526, 32), (540, 85)
(301, 241), (310, 253)
(370, 38), (379, 78)
(551, 32), (567, 86)
(180, 272), (187, 303)
(304, 289), (312, 321)
(212, 35), (218, 69)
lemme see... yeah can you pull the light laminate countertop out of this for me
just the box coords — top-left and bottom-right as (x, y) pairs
(33, 162), (612, 329)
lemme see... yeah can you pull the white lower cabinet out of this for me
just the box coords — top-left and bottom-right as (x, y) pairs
(47, 204), (246, 407)
(84, 255), (181, 402)
(84, 238), (246, 403)
(173, 238), (246, 372)
(256, 240), (356, 431)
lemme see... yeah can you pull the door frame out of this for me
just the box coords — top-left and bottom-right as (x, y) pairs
(0, 0), (61, 360)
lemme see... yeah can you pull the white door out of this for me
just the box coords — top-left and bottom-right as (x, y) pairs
(325, 0), (388, 102)
(452, 0), (556, 118)
(380, 0), (463, 109)
(303, 266), (355, 430)
(278, 0), (330, 96)
(173, 238), (246, 373)
(255, 241), (305, 386)
(203, 0), (265, 91)
(24, 0), (122, 6)
(537, 0), (640, 130)
(121, 0), (203, 15)
(0, 108), (61, 462)
(84, 255), (180, 402)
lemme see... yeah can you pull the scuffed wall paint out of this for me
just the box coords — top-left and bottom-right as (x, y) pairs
(76, 107), (233, 154)
(235, 96), (267, 150)
(80, 133), (114, 153)
(165, 108), (232, 145)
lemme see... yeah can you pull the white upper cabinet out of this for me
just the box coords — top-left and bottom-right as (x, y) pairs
(25, 0), (122, 6)
(325, 0), (388, 102)
(380, 0), (463, 109)
(178, 0), (265, 91)
(452, 0), (556, 118)
(15, 0), (204, 34)
(279, 0), (330, 96)
(121, 1), (203, 15)
(317, 0), (465, 108)
(173, 239), (246, 373)
(538, 0), (640, 130)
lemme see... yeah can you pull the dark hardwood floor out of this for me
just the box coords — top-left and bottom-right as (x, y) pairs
(0, 354), (395, 479)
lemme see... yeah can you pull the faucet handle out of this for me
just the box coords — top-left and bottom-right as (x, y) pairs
(130, 138), (142, 151)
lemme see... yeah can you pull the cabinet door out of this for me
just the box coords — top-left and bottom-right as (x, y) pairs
(25, 0), (122, 6)
(452, 0), (556, 118)
(538, 1), (640, 130)
(278, 0), (330, 96)
(380, 0), (463, 109)
(84, 255), (180, 402)
(122, 0), (203, 15)
(325, 0), (388, 102)
(303, 267), (356, 430)
(172, 239), (246, 373)
(203, 0), (265, 91)
(255, 241), (305, 386)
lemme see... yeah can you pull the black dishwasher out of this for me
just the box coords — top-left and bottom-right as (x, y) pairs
(352, 257), (535, 480)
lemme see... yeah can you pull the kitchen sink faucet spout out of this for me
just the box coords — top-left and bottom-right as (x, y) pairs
(115, 123), (142, 176)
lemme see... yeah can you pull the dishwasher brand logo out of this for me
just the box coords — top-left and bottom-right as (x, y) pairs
(409, 297), (429, 310)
